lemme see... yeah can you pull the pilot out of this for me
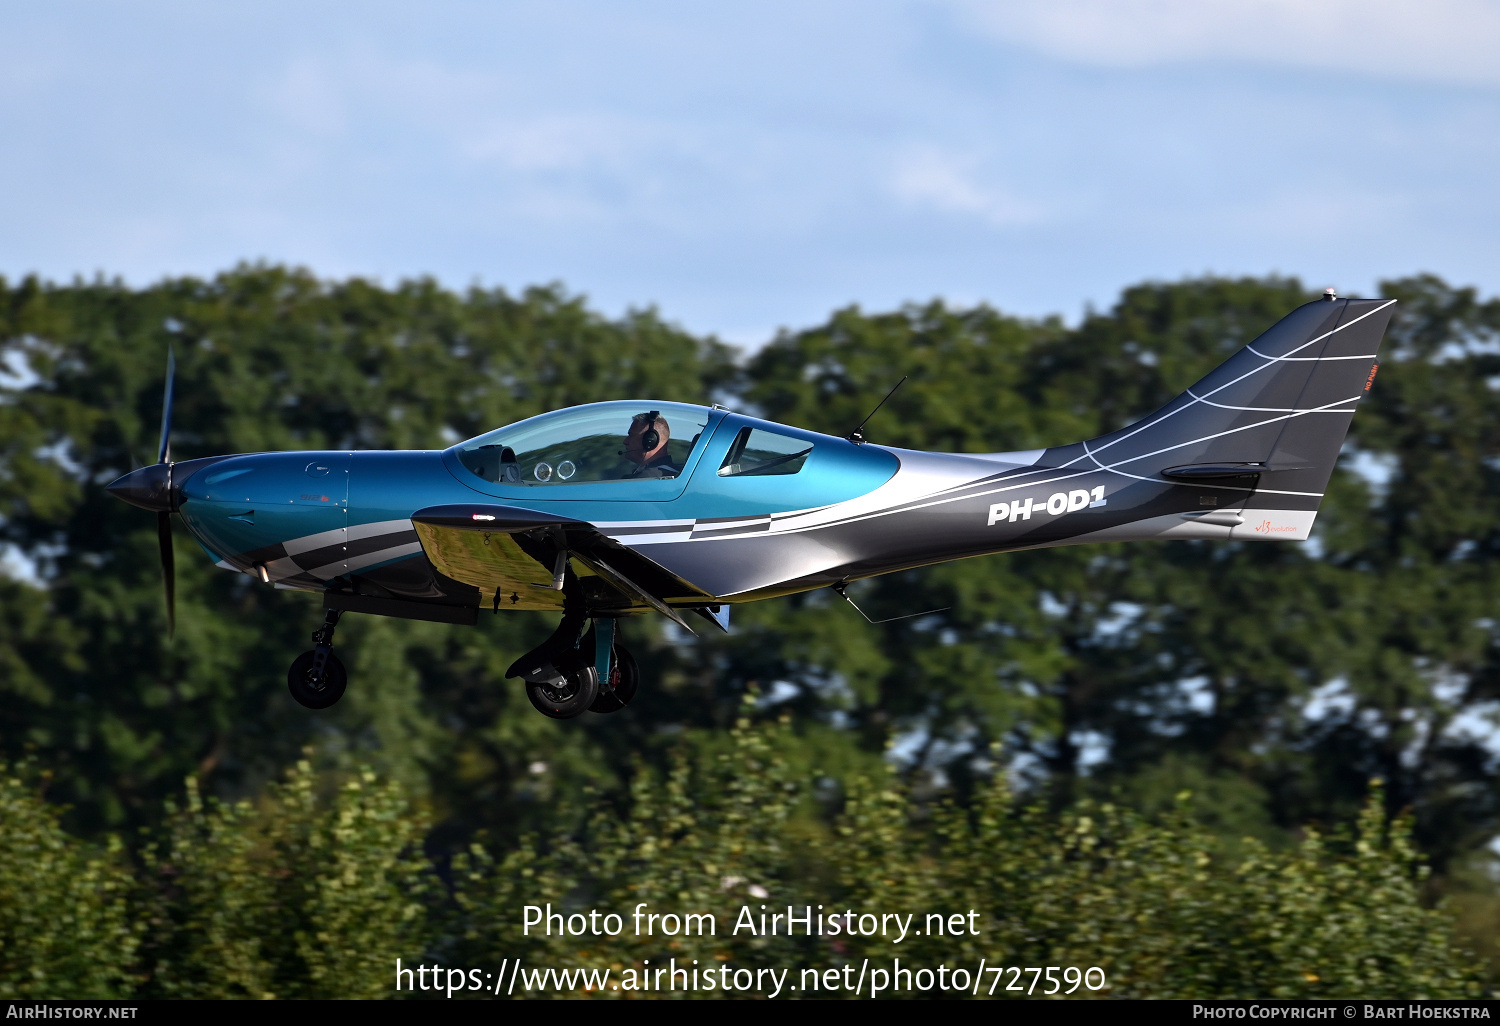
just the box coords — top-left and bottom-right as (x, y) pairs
(621, 410), (678, 478)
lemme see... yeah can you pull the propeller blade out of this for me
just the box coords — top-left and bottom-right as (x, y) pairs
(157, 346), (175, 464)
(157, 509), (175, 637)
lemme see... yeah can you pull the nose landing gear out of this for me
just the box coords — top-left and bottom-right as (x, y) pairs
(288, 607), (347, 709)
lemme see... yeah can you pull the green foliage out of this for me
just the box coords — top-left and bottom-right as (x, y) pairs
(446, 710), (1482, 999)
(140, 758), (433, 998)
(0, 764), (140, 997)
(453, 704), (812, 977)
(1, 266), (1498, 990)
(0, 722), (1483, 998)
(1440, 851), (1500, 991)
(831, 773), (1479, 998)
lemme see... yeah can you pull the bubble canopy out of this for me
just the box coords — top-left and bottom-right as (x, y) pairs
(450, 401), (715, 486)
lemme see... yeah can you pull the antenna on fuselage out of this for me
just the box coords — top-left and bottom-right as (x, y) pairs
(833, 580), (948, 624)
(846, 375), (907, 445)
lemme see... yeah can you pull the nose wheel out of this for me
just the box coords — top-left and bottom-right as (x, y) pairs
(288, 608), (348, 709)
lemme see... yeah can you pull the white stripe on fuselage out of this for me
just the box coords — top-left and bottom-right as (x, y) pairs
(766, 448), (1042, 537)
(281, 518), (413, 556)
(590, 450), (1040, 546)
(305, 541), (425, 579)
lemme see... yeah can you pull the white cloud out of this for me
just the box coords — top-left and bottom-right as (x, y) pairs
(890, 146), (1045, 226)
(946, 0), (1500, 87)
(460, 113), (654, 176)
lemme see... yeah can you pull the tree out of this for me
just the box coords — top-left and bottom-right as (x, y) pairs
(2, 266), (1497, 934)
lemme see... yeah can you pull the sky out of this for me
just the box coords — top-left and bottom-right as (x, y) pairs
(2, 0), (1499, 344)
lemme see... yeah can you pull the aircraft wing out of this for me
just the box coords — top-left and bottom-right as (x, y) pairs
(409, 504), (719, 631)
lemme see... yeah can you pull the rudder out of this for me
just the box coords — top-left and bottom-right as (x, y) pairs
(1073, 294), (1396, 534)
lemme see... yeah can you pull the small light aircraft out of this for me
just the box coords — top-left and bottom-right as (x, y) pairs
(108, 292), (1395, 719)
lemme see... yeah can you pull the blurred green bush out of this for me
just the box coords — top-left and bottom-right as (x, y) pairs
(0, 713), (1482, 999)
(139, 761), (431, 998)
(0, 766), (140, 997)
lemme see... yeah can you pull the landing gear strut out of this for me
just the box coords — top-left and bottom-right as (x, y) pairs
(506, 614), (639, 719)
(288, 607), (348, 709)
(588, 618), (638, 715)
(588, 645), (638, 713)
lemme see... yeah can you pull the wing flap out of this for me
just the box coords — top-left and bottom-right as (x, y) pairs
(412, 519), (567, 610)
(410, 504), (716, 620)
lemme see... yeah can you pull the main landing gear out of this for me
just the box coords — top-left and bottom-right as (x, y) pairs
(505, 613), (639, 720)
(283, 607), (638, 720)
(287, 607), (348, 710)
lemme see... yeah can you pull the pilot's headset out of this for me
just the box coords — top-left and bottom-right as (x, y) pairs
(639, 411), (662, 453)
(622, 411), (662, 456)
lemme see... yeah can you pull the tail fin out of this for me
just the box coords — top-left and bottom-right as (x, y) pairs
(1073, 295), (1396, 533)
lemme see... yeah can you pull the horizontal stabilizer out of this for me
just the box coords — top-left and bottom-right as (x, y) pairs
(1160, 462), (1312, 481)
(1160, 463), (1264, 481)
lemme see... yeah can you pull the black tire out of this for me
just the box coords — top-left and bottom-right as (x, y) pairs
(589, 645), (640, 714)
(287, 650), (348, 709)
(525, 663), (599, 719)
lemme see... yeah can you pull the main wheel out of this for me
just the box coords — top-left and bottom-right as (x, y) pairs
(589, 645), (639, 714)
(525, 663), (599, 719)
(287, 650), (348, 709)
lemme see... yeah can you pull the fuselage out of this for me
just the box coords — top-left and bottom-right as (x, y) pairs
(123, 395), (1321, 622)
